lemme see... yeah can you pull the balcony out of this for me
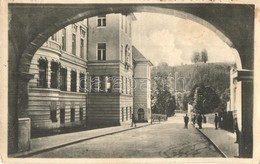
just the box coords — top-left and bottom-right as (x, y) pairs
(42, 40), (61, 52)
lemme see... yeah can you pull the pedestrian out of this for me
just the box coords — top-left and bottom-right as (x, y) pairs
(192, 115), (196, 125)
(184, 114), (189, 128)
(197, 114), (203, 129)
(234, 118), (240, 143)
(131, 113), (136, 127)
(214, 113), (219, 129)
(203, 115), (207, 123)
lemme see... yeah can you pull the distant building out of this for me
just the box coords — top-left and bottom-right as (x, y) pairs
(132, 46), (153, 122)
(87, 13), (136, 126)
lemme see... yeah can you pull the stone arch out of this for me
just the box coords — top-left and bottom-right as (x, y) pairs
(17, 5), (246, 75)
(8, 4), (254, 156)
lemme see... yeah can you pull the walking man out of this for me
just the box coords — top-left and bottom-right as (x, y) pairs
(214, 113), (219, 129)
(184, 114), (189, 128)
(131, 113), (136, 127)
(197, 114), (203, 129)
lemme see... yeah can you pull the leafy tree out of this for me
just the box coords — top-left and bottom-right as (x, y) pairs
(201, 49), (208, 63)
(190, 83), (220, 114)
(191, 51), (200, 63)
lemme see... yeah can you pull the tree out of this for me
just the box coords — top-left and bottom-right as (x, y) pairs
(201, 49), (208, 63)
(191, 51), (200, 63)
(189, 83), (220, 114)
(151, 64), (177, 116)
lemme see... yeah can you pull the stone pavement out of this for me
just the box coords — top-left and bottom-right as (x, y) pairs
(193, 122), (239, 158)
(10, 122), (151, 158)
(10, 119), (238, 158)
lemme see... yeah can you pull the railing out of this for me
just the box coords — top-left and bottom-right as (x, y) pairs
(151, 114), (167, 124)
(43, 40), (61, 51)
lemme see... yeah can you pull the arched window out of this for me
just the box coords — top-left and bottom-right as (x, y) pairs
(125, 45), (130, 64)
(138, 108), (145, 121)
(50, 61), (59, 89)
(38, 58), (48, 88)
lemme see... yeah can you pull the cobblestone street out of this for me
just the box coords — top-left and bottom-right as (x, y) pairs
(30, 115), (222, 158)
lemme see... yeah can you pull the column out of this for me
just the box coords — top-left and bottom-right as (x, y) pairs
(76, 70), (80, 92)
(47, 60), (51, 88)
(84, 73), (87, 92)
(234, 70), (253, 158)
(67, 68), (71, 91)
(17, 72), (34, 152)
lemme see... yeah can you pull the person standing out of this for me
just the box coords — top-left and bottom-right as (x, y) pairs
(197, 114), (203, 129)
(184, 114), (189, 128)
(214, 113), (219, 129)
(131, 113), (136, 127)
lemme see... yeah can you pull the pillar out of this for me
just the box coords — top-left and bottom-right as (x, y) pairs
(47, 60), (51, 88)
(17, 72), (34, 152)
(234, 70), (253, 158)
(76, 70), (80, 92)
(67, 68), (71, 91)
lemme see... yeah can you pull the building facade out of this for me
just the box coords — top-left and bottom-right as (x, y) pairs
(27, 13), (152, 131)
(28, 20), (88, 130)
(87, 14), (136, 126)
(132, 46), (153, 122)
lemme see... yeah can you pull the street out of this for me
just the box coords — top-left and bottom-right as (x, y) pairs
(30, 115), (222, 158)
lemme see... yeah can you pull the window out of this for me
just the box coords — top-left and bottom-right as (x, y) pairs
(70, 108), (75, 122)
(72, 34), (76, 55)
(79, 108), (83, 121)
(60, 108), (65, 124)
(107, 76), (112, 93)
(80, 38), (84, 59)
(126, 107), (128, 121)
(121, 76), (124, 93)
(51, 33), (58, 41)
(125, 16), (127, 33)
(61, 28), (66, 51)
(79, 73), (85, 92)
(121, 107), (124, 122)
(60, 68), (67, 91)
(71, 70), (77, 92)
(125, 45), (130, 64)
(97, 43), (106, 60)
(50, 110), (57, 122)
(126, 77), (128, 94)
(91, 76), (97, 93)
(129, 78), (132, 95)
(99, 76), (106, 93)
(121, 45), (124, 62)
(97, 15), (106, 27)
(38, 58), (48, 88)
(50, 61), (59, 89)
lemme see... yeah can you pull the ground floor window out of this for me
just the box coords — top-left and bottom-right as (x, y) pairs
(71, 108), (75, 122)
(121, 107), (124, 122)
(79, 108), (83, 121)
(50, 110), (57, 122)
(71, 70), (77, 92)
(126, 107), (128, 121)
(60, 108), (65, 124)
(138, 108), (145, 121)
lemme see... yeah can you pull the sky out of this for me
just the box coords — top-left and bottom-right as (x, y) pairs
(132, 13), (238, 66)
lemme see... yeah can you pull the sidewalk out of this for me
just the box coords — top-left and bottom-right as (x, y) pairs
(10, 122), (151, 158)
(193, 122), (239, 158)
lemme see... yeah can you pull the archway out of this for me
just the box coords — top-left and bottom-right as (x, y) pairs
(138, 108), (145, 122)
(8, 4), (254, 157)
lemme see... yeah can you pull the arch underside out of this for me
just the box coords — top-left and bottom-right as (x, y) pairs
(9, 4), (254, 73)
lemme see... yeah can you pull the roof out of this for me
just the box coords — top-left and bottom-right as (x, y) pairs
(132, 46), (153, 66)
